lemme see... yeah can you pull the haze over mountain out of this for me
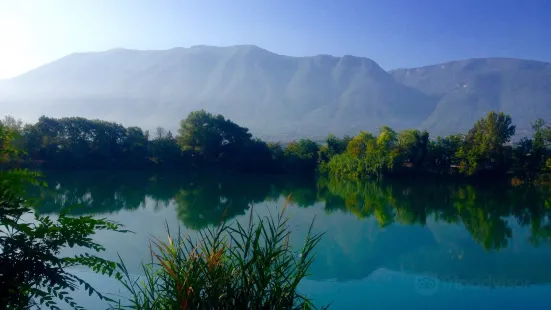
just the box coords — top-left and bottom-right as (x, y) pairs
(391, 58), (551, 137)
(1, 45), (550, 140)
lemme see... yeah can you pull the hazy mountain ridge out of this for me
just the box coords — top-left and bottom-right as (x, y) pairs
(1, 46), (550, 140)
(390, 58), (551, 136)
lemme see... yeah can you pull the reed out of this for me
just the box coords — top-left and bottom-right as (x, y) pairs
(111, 202), (327, 310)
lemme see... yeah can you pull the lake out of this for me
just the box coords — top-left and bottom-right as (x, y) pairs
(35, 170), (551, 309)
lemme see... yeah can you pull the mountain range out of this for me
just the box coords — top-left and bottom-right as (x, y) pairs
(1, 45), (550, 140)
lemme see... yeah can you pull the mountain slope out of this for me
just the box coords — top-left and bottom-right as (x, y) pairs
(1, 46), (550, 140)
(0, 45), (436, 140)
(390, 58), (551, 136)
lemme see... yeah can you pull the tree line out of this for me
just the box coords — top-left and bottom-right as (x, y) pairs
(1, 111), (319, 173)
(320, 111), (551, 180)
(2, 110), (551, 180)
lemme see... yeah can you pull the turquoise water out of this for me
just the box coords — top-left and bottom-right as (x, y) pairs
(37, 171), (551, 309)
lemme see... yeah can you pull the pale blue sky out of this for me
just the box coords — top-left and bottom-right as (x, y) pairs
(0, 0), (550, 78)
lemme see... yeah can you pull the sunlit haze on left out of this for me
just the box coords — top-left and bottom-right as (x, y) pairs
(0, 16), (36, 78)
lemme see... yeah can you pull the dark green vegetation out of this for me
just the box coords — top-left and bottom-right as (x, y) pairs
(0, 124), (126, 309)
(5, 110), (551, 181)
(37, 170), (551, 252)
(112, 206), (326, 310)
(2, 46), (550, 139)
(2, 111), (319, 173)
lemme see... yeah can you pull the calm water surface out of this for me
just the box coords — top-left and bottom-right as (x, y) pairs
(36, 171), (551, 309)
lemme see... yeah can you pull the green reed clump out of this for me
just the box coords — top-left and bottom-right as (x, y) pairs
(111, 198), (327, 310)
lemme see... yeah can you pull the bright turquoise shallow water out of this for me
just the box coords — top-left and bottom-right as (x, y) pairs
(37, 170), (551, 309)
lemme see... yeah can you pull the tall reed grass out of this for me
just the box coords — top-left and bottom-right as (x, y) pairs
(110, 198), (327, 309)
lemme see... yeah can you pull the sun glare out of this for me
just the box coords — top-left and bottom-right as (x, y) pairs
(0, 17), (33, 78)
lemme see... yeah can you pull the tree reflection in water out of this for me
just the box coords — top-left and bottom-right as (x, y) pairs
(36, 171), (551, 250)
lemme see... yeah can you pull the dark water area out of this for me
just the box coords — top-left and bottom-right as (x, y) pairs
(35, 170), (551, 309)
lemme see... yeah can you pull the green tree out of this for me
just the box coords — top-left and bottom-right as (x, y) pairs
(123, 127), (149, 167)
(457, 111), (516, 175)
(177, 110), (253, 167)
(267, 142), (284, 161)
(396, 129), (429, 168)
(529, 118), (548, 174)
(346, 131), (375, 158)
(427, 134), (464, 174)
(21, 117), (131, 168)
(283, 139), (320, 173)
(239, 138), (278, 172)
(149, 129), (182, 166)
(324, 127), (399, 179)
(318, 134), (351, 163)
(509, 119), (550, 180)
(89, 119), (127, 167)
(369, 126), (399, 177)
(318, 134), (352, 173)
(0, 116), (23, 133)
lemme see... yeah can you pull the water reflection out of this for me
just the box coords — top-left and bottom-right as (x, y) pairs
(36, 171), (551, 251)
(35, 171), (551, 287)
(320, 177), (551, 250)
(35, 171), (317, 229)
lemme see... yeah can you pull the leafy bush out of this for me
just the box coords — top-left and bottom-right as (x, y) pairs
(1, 125), (127, 310)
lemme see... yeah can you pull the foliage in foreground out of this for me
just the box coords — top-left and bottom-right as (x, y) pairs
(111, 202), (327, 310)
(0, 124), (127, 309)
